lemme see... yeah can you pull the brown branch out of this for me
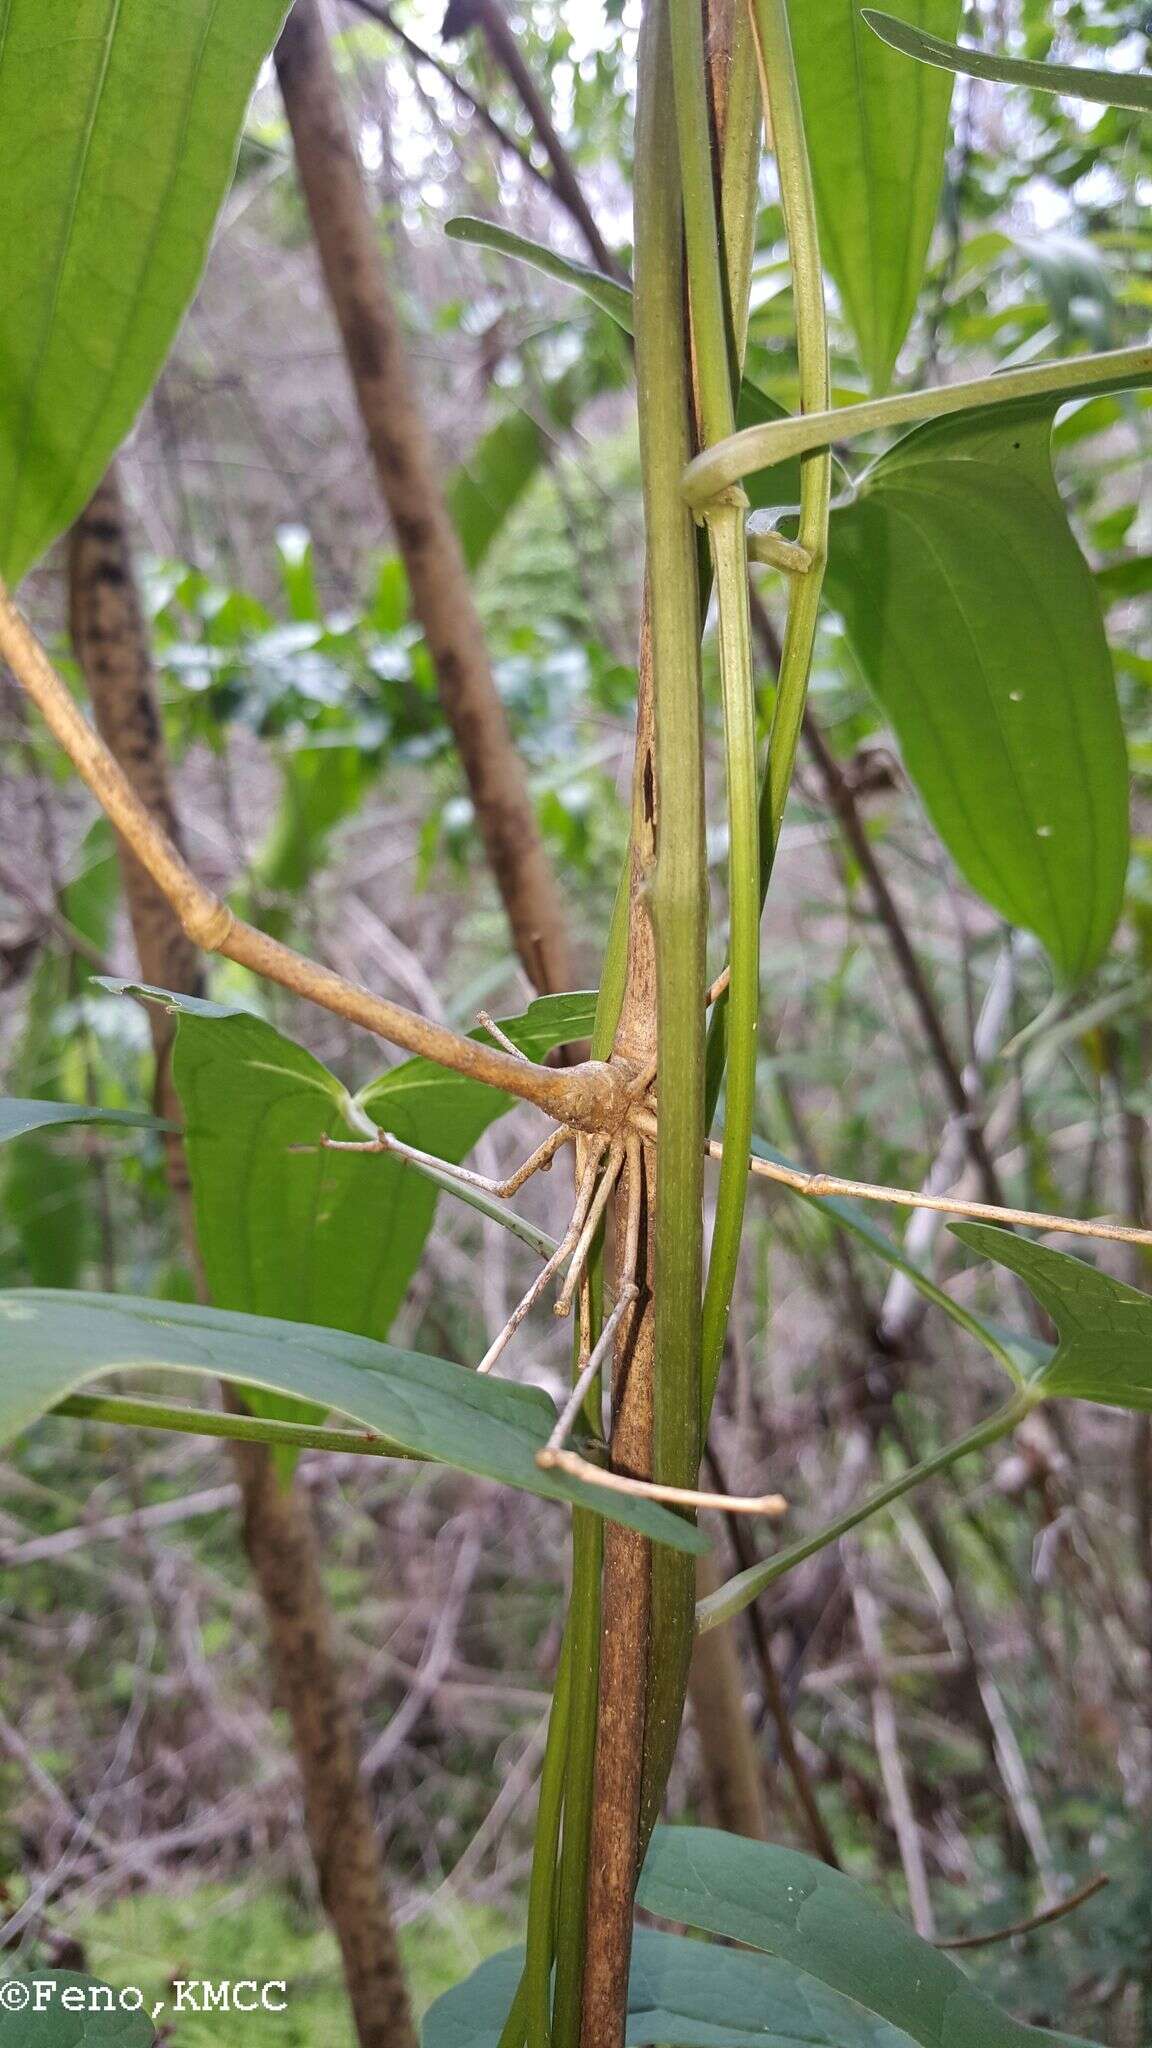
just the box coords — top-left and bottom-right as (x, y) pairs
(275, 0), (574, 999)
(343, 0), (557, 197)
(68, 466), (420, 2048)
(439, 0), (624, 279)
(0, 574), (623, 1131)
(935, 1874), (1109, 1951)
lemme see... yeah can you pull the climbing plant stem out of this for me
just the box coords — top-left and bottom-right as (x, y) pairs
(700, 499), (760, 1417)
(697, 1394), (1032, 1632)
(748, 0), (831, 861)
(683, 341), (1152, 511)
(670, 0), (761, 1424)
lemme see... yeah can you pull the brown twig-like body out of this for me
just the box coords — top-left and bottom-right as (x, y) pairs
(0, 573), (623, 1130)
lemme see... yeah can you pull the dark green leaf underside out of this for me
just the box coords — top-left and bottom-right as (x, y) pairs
(0, 1973), (155, 2044)
(0, 1289), (705, 1550)
(638, 1828), (1096, 2048)
(421, 1929), (910, 2047)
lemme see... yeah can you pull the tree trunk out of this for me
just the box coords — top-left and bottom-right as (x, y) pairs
(68, 464), (419, 2048)
(274, 0), (572, 998)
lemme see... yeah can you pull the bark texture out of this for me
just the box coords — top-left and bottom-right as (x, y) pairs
(69, 465), (419, 2048)
(275, 0), (573, 997)
(579, 619), (658, 2048)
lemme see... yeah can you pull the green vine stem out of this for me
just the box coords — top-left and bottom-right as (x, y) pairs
(698, 500), (760, 1412)
(506, 845), (629, 2047)
(550, 1504), (603, 2048)
(513, 1635), (573, 2048)
(53, 1392), (422, 1459)
(747, 0), (830, 860)
(701, 0), (830, 1416)
(683, 341), (1152, 510)
(697, 1390), (1033, 1632)
(669, 0), (761, 1423)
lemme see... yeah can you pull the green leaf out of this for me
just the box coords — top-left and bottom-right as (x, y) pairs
(638, 1828), (1096, 2048)
(421, 1930), (910, 2047)
(953, 1223), (1152, 1413)
(825, 401), (1129, 981)
(863, 11), (1152, 113)
(0, 1289), (706, 1552)
(0, 1974), (155, 2044)
(0, 1102), (165, 1144)
(791, 0), (962, 393)
(446, 216), (803, 505)
(445, 216), (633, 331)
(0, 0), (290, 584)
(101, 983), (596, 1345)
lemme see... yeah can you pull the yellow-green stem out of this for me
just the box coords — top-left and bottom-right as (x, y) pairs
(669, 0), (761, 1425)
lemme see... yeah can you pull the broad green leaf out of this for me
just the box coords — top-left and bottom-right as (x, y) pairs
(102, 983), (596, 1344)
(638, 1828), (1095, 2048)
(446, 216), (804, 505)
(0, 1102), (164, 1144)
(826, 401), (1129, 981)
(0, 0), (290, 584)
(0, 1973), (155, 2044)
(421, 1930), (910, 2047)
(0, 1289), (705, 1552)
(953, 1223), (1152, 1413)
(791, 0), (962, 393)
(863, 11), (1152, 113)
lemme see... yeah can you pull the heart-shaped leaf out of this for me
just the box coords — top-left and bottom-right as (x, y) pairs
(102, 983), (595, 1344)
(0, 0), (289, 585)
(826, 401), (1129, 981)
(953, 1222), (1152, 1412)
(791, 0), (962, 392)
(0, 1289), (704, 1552)
(638, 1828), (1096, 2048)
(421, 1928), (910, 2047)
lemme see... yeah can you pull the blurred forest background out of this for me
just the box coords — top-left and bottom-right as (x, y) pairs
(4, 0), (1152, 2038)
